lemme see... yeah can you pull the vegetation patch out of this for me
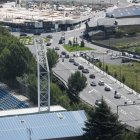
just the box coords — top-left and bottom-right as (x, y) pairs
(64, 44), (94, 52)
(19, 36), (34, 45)
(94, 61), (140, 93)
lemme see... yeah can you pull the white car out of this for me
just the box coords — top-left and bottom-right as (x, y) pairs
(114, 93), (121, 99)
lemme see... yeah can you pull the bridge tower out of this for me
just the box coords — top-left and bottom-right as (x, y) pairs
(34, 37), (50, 112)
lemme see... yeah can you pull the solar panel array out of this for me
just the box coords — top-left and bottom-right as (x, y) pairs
(108, 5), (140, 18)
(0, 89), (28, 110)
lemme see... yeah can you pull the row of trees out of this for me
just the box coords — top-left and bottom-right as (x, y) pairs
(68, 37), (85, 47)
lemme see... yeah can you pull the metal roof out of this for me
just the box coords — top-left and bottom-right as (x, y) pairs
(0, 110), (87, 140)
(107, 5), (140, 18)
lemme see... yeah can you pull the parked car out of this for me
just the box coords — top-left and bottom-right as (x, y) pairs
(47, 35), (53, 39)
(89, 74), (95, 79)
(69, 58), (75, 62)
(20, 33), (27, 36)
(34, 32), (41, 35)
(90, 81), (96, 86)
(82, 69), (89, 73)
(78, 65), (84, 70)
(98, 80), (104, 86)
(104, 86), (111, 91)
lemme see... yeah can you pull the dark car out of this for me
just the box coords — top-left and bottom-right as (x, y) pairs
(55, 47), (59, 50)
(20, 33), (27, 36)
(47, 35), (53, 39)
(34, 32), (41, 35)
(65, 54), (70, 58)
(104, 86), (111, 91)
(90, 81), (96, 86)
(73, 61), (79, 66)
(89, 74), (95, 79)
(46, 42), (51, 46)
(61, 51), (66, 55)
(59, 39), (63, 44)
(78, 65), (84, 70)
(69, 58), (75, 62)
(82, 69), (89, 73)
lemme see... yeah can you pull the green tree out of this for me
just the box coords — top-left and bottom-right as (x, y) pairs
(47, 48), (59, 70)
(68, 71), (87, 102)
(136, 127), (140, 140)
(122, 75), (126, 84)
(68, 40), (72, 46)
(83, 98), (124, 140)
(80, 40), (85, 47)
(105, 65), (109, 73)
(123, 131), (137, 140)
(0, 43), (32, 80)
(99, 61), (102, 68)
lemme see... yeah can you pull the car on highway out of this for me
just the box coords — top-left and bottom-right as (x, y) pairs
(46, 42), (51, 46)
(47, 35), (53, 39)
(98, 80), (104, 86)
(82, 69), (89, 73)
(61, 51), (66, 55)
(89, 74), (95, 79)
(95, 99), (102, 106)
(59, 39), (63, 44)
(65, 54), (69, 58)
(69, 58), (75, 62)
(73, 61), (79, 66)
(114, 92), (121, 99)
(104, 86), (111, 91)
(90, 81), (96, 86)
(78, 65), (84, 70)
(55, 47), (59, 50)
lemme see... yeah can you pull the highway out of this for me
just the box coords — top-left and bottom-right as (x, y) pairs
(43, 28), (140, 130)
(10, 0), (140, 130)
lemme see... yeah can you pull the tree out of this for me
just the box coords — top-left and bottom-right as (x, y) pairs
(68, 71), (87, 102)
(122, 131), (137, 140)
(136, 127), (140, 140)
(122, 75), (126, 84)
(114, 72), (118, 82)
(99, 61), (102, 68)
(47, 48), (59, 70)
(83, 98), (124, 140)
(105, 65), (109, 73)
(80, 40), (85, 47)
(68, 40), (72, 46)
(0, 43), (32, 80)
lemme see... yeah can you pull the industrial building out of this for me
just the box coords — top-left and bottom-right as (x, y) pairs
(0, 1), (92, 33)
(106, 5), (140, 18)
(0, 110), (87, 140)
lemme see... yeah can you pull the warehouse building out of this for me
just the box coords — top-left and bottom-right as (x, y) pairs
(0, 110), (87, 140)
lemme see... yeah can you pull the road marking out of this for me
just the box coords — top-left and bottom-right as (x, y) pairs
(105, 84), (113, 90)
(88, 88), (97, 94)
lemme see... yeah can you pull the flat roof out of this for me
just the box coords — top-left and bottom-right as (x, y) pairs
(0, 110), (87, 140)
(0, 105), (66, 117)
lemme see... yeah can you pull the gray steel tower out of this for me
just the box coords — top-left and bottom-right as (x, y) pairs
(34, 37), (50, 112)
